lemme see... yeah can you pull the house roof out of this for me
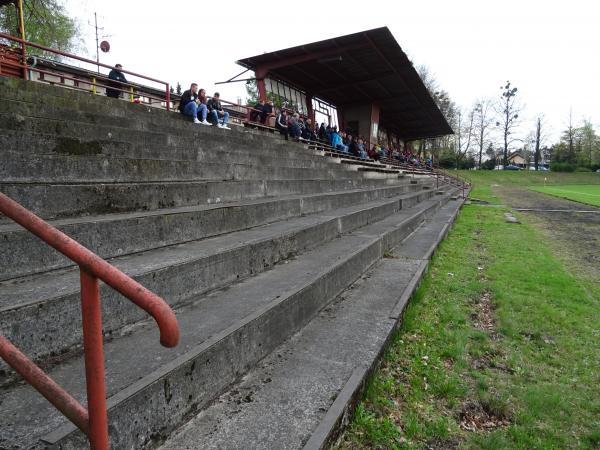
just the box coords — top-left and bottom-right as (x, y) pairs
(236, 27), (453, 140)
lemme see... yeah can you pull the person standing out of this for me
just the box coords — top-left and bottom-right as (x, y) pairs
(106, 64), (127, 98)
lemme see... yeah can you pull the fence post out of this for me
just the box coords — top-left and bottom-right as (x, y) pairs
(129, 86), (134, 103)
(91, 78), (96, 95)
(80, 269), (109, 450)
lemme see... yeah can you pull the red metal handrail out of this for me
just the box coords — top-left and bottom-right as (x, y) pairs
(0, 32), (171, 110)
(0, 192), (180, 450)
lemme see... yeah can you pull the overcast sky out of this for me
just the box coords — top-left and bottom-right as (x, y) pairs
(69, 0), (599, 143)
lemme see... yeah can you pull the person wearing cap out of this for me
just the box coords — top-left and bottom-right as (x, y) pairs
(207, 92), (230, 129)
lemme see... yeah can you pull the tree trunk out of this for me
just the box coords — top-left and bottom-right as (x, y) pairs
(534, 118), (541, 171)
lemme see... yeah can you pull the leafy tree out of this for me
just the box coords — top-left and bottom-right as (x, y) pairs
(415, 65), (457, 165)
(562, 109), (577, 164)
(245, 79), (289, 109)
(176, 82), (182, 96)
(0, 0), (80, 55)
(578, 119), (599, 167)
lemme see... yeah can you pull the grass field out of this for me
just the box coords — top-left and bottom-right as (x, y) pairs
(456, 170), (600, 188)
(338, 182), (600, 449)
(530, 185), (600, 207)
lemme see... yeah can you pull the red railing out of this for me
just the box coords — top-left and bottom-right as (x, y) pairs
(0, 32), (171, 110)
(0, 192), (180, 450)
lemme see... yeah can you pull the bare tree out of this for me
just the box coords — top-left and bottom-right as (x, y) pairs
(495, 81), (522, 167)
(533, 115), (547, 170)
(455, 107), (474, 168)
(473, 98), (493, 168)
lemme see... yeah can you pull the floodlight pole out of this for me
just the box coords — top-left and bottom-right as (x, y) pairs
(94, 12), (99, 74)
(16, 0), (27, 80)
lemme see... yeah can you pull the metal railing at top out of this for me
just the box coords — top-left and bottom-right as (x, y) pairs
(0, 192), (180, 450)
(0, 32), (171, 110)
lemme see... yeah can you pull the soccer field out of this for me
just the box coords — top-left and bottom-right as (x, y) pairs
(531, 184), (600, 206)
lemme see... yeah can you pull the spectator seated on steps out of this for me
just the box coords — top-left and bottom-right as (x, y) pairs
(301, 118), (316, 141)
(288, 113), (302, 140)
(357, 138), (368, 159)
(275, 108), (289, 140)
(261, 100), (274, 124)
(318, 123), (327, 142)
(330, 128), (348, 153)
(179, 83), (210, 125)
(207, 92), (231, 130)
(249, 99), (265, 122)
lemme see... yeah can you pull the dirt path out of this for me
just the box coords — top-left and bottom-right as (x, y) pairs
(495, 186), (600, 298)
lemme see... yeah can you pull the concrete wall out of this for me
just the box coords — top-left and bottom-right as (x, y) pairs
(340, 104), (372, 138)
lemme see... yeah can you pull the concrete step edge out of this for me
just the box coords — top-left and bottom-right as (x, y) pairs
(39, 193), (455, 449)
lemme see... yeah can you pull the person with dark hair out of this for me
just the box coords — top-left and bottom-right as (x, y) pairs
(261, 100), (274, 124)
(275, 108), (289, 140)
(318, 123), (327, 141)
(106, 64), (127, 98)
(301, 118), (316, 141)
(207, 92), (230, 129)
(178, 83), (210, 125)
(250, 99), (264, 122)
(330, 128), (348, 153)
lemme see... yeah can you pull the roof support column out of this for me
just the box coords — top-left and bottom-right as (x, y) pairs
(370, 103), (380, 148)
(306, 93), (314, 124)
(255, 66), (268, 102)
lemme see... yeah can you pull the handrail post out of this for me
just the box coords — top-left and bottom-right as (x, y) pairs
(166, 83), (170, 112)
(91, 77), (97, 96)
(129, 86), (134, 103)
(80, 269), (109, 450)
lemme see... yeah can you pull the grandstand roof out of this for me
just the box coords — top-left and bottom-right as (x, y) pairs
(237, 27), (453, 140)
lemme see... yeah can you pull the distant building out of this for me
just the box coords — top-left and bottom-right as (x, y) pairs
(236, 27), (453, 148)
(508, 151), (527, 168)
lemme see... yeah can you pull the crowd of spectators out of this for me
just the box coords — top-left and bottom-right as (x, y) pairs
(175, 85), (433, 170)
(178, 83), (231, 130)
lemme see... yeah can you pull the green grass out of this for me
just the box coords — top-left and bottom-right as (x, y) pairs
(338, 185), (600, 449)
(530, 185), (600, 207)
(456, 170), (600, 188)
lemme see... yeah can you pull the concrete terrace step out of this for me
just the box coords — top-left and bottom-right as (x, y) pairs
(0, 186), (448, 377)
(0, 130), (339, 170)
(0, 80), (247, 136)
(0, 189), (457, 450)
(159, 195), (465, 450)
(0, 178), (411, 221)
(0, 112), (305, 165)
(0, 86), (301, 152)
(1, 149), (370, 184)
(0, 183), (433, 280)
